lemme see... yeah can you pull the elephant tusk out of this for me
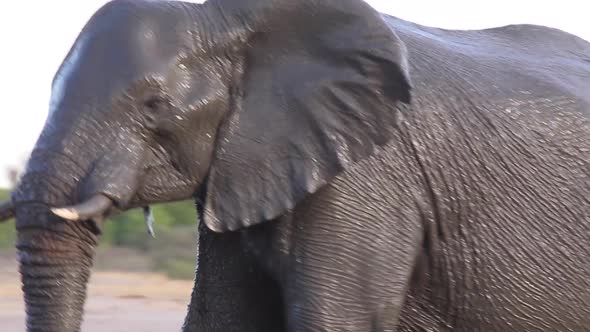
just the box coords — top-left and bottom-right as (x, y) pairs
(0, 199), (15, 222)
(143, 206), (156, 238)
(51, 194), (113, 221)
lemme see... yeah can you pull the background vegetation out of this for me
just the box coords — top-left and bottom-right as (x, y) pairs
(0, 189), (198, 280)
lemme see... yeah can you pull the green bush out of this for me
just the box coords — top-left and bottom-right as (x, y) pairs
(0, 189), (15, 249)
(99, 201), (199, 279)
(102, 201), (197, 248)
(155, 257), (196, 280)
(149, 225), (197, 279)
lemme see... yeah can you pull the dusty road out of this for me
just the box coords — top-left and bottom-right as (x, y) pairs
(0, 254), (193, 332)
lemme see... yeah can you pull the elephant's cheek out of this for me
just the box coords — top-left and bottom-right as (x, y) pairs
(16, 206), (98, 332)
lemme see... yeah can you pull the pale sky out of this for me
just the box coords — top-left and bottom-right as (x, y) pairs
(0, 0), (588, 188)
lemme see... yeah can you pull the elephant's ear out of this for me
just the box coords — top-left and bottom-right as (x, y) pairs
(204, 0), (412, 232)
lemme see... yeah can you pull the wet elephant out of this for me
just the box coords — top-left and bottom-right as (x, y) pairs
(2, 0), (590, 331)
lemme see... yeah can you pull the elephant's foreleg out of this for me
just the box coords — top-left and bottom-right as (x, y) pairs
(277, 181), (425, 331)
(282, 230), (421, 332)
(182, 220), (285, 332)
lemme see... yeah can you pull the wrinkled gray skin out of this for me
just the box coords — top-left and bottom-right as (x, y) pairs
(7, 0), (590, 331)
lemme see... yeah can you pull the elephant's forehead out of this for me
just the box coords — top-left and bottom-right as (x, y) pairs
(50, 5), (191, 112)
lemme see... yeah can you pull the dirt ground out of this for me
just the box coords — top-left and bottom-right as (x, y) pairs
(0, 252), (194, 332)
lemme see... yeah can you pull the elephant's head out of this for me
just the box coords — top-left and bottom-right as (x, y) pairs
(0, 0), (411, 330)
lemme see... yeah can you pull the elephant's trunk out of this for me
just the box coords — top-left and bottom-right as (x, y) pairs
(18, 217), (96, 332)
(13, 153), (100, 332)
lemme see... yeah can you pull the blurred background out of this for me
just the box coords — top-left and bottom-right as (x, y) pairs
(0, 0), (587, 331)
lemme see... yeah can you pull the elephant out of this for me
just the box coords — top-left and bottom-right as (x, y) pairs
(1, 0), (589, 331)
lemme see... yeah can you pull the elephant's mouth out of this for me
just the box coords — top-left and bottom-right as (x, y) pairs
(51, 193), (114, 221)
(51, 193), (157, 237)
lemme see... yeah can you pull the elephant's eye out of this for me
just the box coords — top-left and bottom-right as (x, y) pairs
(144, 96), (167, 112)
(142, 96), (168, 130)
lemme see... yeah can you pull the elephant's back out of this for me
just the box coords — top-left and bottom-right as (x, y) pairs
(384, 15), (590, 108)
(382, 14), (590, 62)
(382, 15), (590, 332)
